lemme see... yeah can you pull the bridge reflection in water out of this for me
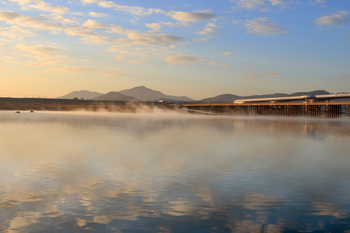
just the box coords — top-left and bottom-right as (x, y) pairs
(182, 102), (350, 118)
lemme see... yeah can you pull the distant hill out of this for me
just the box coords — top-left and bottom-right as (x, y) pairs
(118, 86), (193, 102)
(289, 90), (330, 96)
(61, 86), (193, 102)
(158, 95), (194, 102)
(92, 92), (138, 101)
(201, 90), (331, 103)
(202, 94), (241, 103)
(61, 90), (103, 99)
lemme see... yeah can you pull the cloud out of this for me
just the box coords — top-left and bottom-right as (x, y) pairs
(268, 0), (286, 5)
(196, 23), (222, 35)
(167, 10), (215, 22)
(82, 19), (109, 28)
(9, 0), (40, 5)
(208, 61), (229, 66)
(232, 0), (287, 9)
(0, 10), (65, 32)
(145, 23), (161, 31)
(164, 55), (200, 65)
(89, 12), (110, 17)
(315, 12), (350, 25)
(192, 37), (210, 43)
(27, 2), (70, 14)
(265, 72), (281, 75)
(0, 10), (22, 21)
(221, 52), (232, 56)
(81, 0), (163, 16)
(16, 43), (63, 56)
(232, 0), (265, 9)
(206, 23), (219, 28)
(162, 22), (190, 28)
(244, 73), (262, 78)
(81, 0), (98, 3)
(115, 31), (183, 46)
(48, 13), (78, 25)
(10, 0), (69, 14)
(0, 25), (36, 39)
(196, 27), (221, 35)
(244, 17), (288, 34)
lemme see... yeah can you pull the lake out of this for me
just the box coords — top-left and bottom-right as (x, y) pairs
(1, 110), (350, 232)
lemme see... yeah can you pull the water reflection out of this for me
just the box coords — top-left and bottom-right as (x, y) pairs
(1, 111), (350, 232)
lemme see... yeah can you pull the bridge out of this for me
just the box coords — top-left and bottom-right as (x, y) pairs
(233, 93), (350, 104)
(182, 94), (350, 118)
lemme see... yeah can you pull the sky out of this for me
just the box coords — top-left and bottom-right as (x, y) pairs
(0, 0), (349, 99)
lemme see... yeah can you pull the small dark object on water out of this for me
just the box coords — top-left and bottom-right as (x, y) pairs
(30, 110), (34, 113)
(15, 111), (20, 113)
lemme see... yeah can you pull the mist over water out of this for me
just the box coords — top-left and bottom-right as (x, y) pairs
(1, 110), (350, 232)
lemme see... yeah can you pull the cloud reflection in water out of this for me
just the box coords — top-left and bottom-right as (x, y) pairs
(0, 111), (350, 232)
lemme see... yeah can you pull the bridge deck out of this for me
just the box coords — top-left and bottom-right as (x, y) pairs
(182, 101), (350, 118)
(182, 101), (350, 107)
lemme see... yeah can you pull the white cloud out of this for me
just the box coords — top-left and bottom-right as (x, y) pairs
(196, 23), (222, 35)
(232, 0), (287, 9)
(16, 43), (64, 56)
(0, 11), (22, 21)
(28, 2), (69, 14)
(162, 22), (190, 28)
(268, 0), (286, 5)
(196, 27), (221, 35)
(167, 10), (215, 22)
(244, 18), (288, 34)
(10, 0), (69, 14)
(145, 23), (161, 31)
(164, 55), (200, 65)
(192, 38), (210, 43)
(0, 11), (65, 32)
(89, 12), (110, 17)
(208, 61), (229, 66)
(81, 0), (98, 3)
(0, 25), (35, 39)
(48, 13), (78, 25)
(232, 0), (265, 9)
(115, 31), (183, 47)
(206, 23), (219, 28)
(82, 19), (109, 28)
(81, 0), (163, 16)
(315, 12), (350, 25)
(221, 52), (232, 56)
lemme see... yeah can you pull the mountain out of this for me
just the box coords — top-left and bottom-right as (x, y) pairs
(289, 90), (330, 96)
(118, 86), (193, 102)
(202, 94), (241, 103)
(158, 95), (194, 102)
(92, 92), (138, 101)
(201, 90), (330, 103)
(61, 90), (103, 99)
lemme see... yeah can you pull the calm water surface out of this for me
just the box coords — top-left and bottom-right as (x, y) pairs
(1, 111), (350, 232)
